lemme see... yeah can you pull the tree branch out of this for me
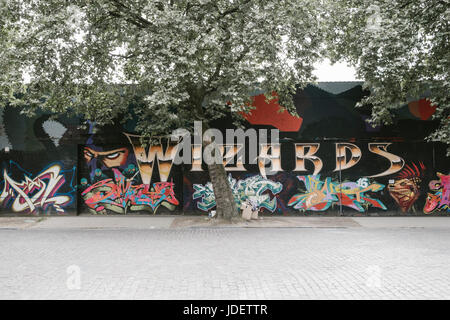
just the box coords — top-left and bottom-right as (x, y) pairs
(107, 0), (154, 29)
(204, 0), (251, 35)
(220, 0), (252, 18)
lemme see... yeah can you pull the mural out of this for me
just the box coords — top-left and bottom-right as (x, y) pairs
(424, 173), (450, 214)
(0, 83), (447, 216)
(0, 162), (75, 214)
(288, 175), (386, 212)
(83, 122), (137, 182)
(242, 93), (303, 132)
(388, 162), (426, 212)
(76, 119), (181, 214)
(81, 168), (178, 214)
(193, 174), (283, 213)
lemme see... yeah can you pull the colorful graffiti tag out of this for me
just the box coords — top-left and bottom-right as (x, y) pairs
(193, 174), (283, 212)
(81, 168), (178, 214)
(388, 162), (425, 212)
(0, 162), (75, 214)
(424, 173), (450, 214)
(79, 125), (181, 214)
(288, 175), (386, 212)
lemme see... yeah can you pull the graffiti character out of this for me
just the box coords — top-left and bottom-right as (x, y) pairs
(122, 163), (141, 183)
(424, 172), (450, 214)
(78, 178), (91, 192)
(92, 168), (109, 184)
(83, 122), (136, 181)
(388, 162), (425, 213)
(83, 146), (129, 169)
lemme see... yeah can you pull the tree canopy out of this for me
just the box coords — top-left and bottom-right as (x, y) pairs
(0, 0), (448, 150)
(324, 0), (449, 152)
(1, 0), (325, 136)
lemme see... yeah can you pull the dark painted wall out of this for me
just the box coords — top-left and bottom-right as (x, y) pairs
(0, 82), (448, 216)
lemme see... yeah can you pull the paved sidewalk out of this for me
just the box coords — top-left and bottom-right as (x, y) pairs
(2, 215), (450, 230)
(1, 227), (449, 299)
(30, 216), (175, 230)
(352, 217), (450, 228)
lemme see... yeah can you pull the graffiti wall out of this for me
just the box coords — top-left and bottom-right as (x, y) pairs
(77, 123), (183, 215)
(183, 140), (448, 216)
(0, 82), (448, 216)
(0, 161), (76, 214)
(0, 108), (79, 215)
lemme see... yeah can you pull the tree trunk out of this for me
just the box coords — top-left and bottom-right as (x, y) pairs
(192, 96), (239, 220)
(201, 137), (240, 221)
(207, 162), (239, 220)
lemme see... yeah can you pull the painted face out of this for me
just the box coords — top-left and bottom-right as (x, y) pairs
(84, 147), (129, 168)
(388, 178), (420, 212)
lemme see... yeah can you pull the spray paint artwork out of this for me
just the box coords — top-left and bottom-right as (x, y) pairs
(82, 168), (178, 214)
(0, 162), (75, 214)
(424, 173), (450, 214)
(79, 123), (180, 214)
(288, 175), (386, 212)
(388, 162), (425, 212)
(193, 174), (283, 212)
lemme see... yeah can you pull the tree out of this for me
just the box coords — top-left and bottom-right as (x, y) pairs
(0, 0), (324, 219)
(324, 0), (449, 153)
